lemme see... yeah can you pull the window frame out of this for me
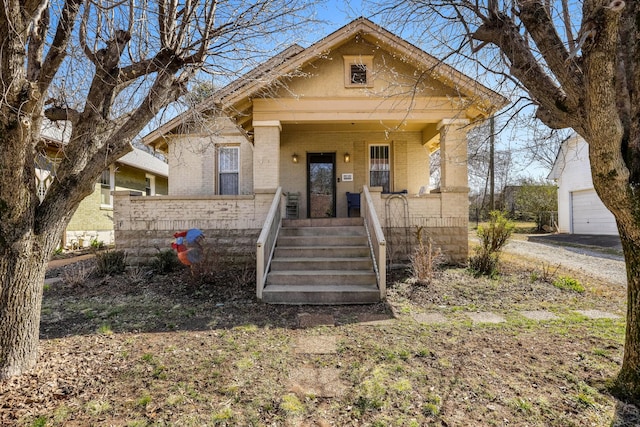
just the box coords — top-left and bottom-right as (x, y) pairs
(343, 55), (374, 88)
(145, 173), (156, 196)
(368, 144), (391, 193)
(217, 145), (240, 195)
(100, 166), (115, 208)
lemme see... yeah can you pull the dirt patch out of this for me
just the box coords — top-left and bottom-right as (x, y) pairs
(0, 252), (633, 426)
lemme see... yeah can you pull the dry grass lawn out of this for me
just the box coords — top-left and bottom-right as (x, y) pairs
(0, 247), (635, 427)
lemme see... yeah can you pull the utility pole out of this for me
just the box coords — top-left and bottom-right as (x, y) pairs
(489, 116), (495, 211)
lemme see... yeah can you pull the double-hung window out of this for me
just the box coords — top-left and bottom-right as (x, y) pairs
(100, 167), (115, 207)
(218, 146), (239, 195)
(369, 145), (390, 193)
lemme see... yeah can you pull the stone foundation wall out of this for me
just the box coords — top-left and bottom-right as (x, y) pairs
(379, 191), (469, 265)
(117, 228), (260, 265)
(385, 224), (468, 265)
(113, 189), (469, 266)
(114, 190), (276, 265)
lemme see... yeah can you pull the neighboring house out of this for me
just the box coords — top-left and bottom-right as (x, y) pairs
(548, 134), (618, 235)
(115, 18), (506, 303)
(38, 120), (168, 248)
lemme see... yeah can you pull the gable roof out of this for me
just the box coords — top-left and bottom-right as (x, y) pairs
(548, 134), (583, 180)
(40, 118), (167, 176)
(144, 17), (508, 150)
(119, 149), (168, 177)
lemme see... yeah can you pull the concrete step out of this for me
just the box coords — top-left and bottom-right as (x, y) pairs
(283, 217), (364, 227)
(266, 270), (377, 286)
(274, 246), (370, 258)
(277, 235), (368, 247)
(270, 257), (373, 271)
(261, 284), (380, 305)
(279, 225), (367, 237)
(262, 220), (380, 305)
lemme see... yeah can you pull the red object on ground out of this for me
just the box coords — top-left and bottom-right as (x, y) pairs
(177, 250), (192, 266)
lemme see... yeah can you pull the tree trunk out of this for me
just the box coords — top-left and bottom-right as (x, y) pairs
(614, 231), (640, 404)
(0, 235), (54, 378)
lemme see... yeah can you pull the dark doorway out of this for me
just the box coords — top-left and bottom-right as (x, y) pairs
(307, 153), (336, 218)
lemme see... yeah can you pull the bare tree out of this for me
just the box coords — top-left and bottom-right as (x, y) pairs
(466, 118), (514, 215)
(0, 0), (314, 378)
(374, 0), (640, 404)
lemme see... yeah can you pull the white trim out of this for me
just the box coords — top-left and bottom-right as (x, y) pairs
(145, 173), (156, 196)
(437, 118), (470, 130)
(100, 166), (115, 208)
(252, 120), (282, 130)
(218, 145), (241, 195)
(343, 55), (374, 88)
(368, 143), (391, 191)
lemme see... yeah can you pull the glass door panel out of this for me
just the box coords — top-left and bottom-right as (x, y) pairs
(307, 153), (336, 218)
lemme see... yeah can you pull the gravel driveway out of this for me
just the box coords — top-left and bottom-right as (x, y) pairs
(503, 238), (628, 286)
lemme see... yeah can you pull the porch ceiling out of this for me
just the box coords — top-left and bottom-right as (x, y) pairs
(280, 121), (429, 133)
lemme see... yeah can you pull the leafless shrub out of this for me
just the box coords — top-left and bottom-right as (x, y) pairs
(541, 262), (561, 283)
(232, 260), (257, 288)
(125, 265), (152, 284)
(63, 263), (94, 287)
(95, 250), (127, 277)
(409, 226), (445, 285)
(188, 247), (223, 287)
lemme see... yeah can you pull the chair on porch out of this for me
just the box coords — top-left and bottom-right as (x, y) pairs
(346, 192), (361, 217)
(286, 192), (300, 219)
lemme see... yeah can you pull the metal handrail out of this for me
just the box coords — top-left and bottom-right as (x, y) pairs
(362, 186), (386, 299)
(256, 187), (283, 299)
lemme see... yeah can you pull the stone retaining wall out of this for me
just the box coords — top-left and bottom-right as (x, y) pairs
(114, 189), (469, 266)
(114, 191), (275, 265)
(385, 225), (468, 265)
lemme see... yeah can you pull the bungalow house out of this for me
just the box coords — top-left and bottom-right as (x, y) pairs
(548, 134), (618, 235)
(115, 18), (506, 304)
(38, 120), (168, 248)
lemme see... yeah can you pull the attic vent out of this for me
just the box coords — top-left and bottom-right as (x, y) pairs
(350, 64), (367, 84)
(344, 55), (373, 88)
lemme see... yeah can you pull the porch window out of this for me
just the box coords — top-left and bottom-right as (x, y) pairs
(218, 146), (239, 195)
(34, 152), (57, 202)
(145, 174), (156, 196)
(100, 167), (115, 207)
(369, 145), (390, 193)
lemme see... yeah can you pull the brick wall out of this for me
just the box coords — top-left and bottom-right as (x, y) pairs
(114, 188), (468, 266)
(279, 130), (431, 218)
(114, 191), (275, 264)
(385, 224), (468, 265)
(167, 120), (253, 196)
(380, 192), (468, 264)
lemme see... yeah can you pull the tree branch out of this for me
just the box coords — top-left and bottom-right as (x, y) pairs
(472, 12), (578, 130)
(517, 0), (583, 105)
(26, 0), (49, 81)
(38, 0), (83, 91)
(44, 106), (80, 122)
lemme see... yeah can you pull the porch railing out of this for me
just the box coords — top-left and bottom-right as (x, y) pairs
(362, 186), (386, 299)
(256, 187), (284, 299)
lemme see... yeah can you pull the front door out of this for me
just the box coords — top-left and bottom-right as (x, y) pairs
(307, 153), (336, 218)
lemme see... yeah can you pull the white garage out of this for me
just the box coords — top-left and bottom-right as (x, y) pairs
(570, 189), (618, 235)
(548, 135), (619, 236)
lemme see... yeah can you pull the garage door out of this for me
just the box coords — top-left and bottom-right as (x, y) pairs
(571, 189), (618, 235)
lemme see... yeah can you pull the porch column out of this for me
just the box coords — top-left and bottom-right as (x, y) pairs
(437, 118), (470, 264)
(253, 120), (282, 191)
(437, 119), (470, 192)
